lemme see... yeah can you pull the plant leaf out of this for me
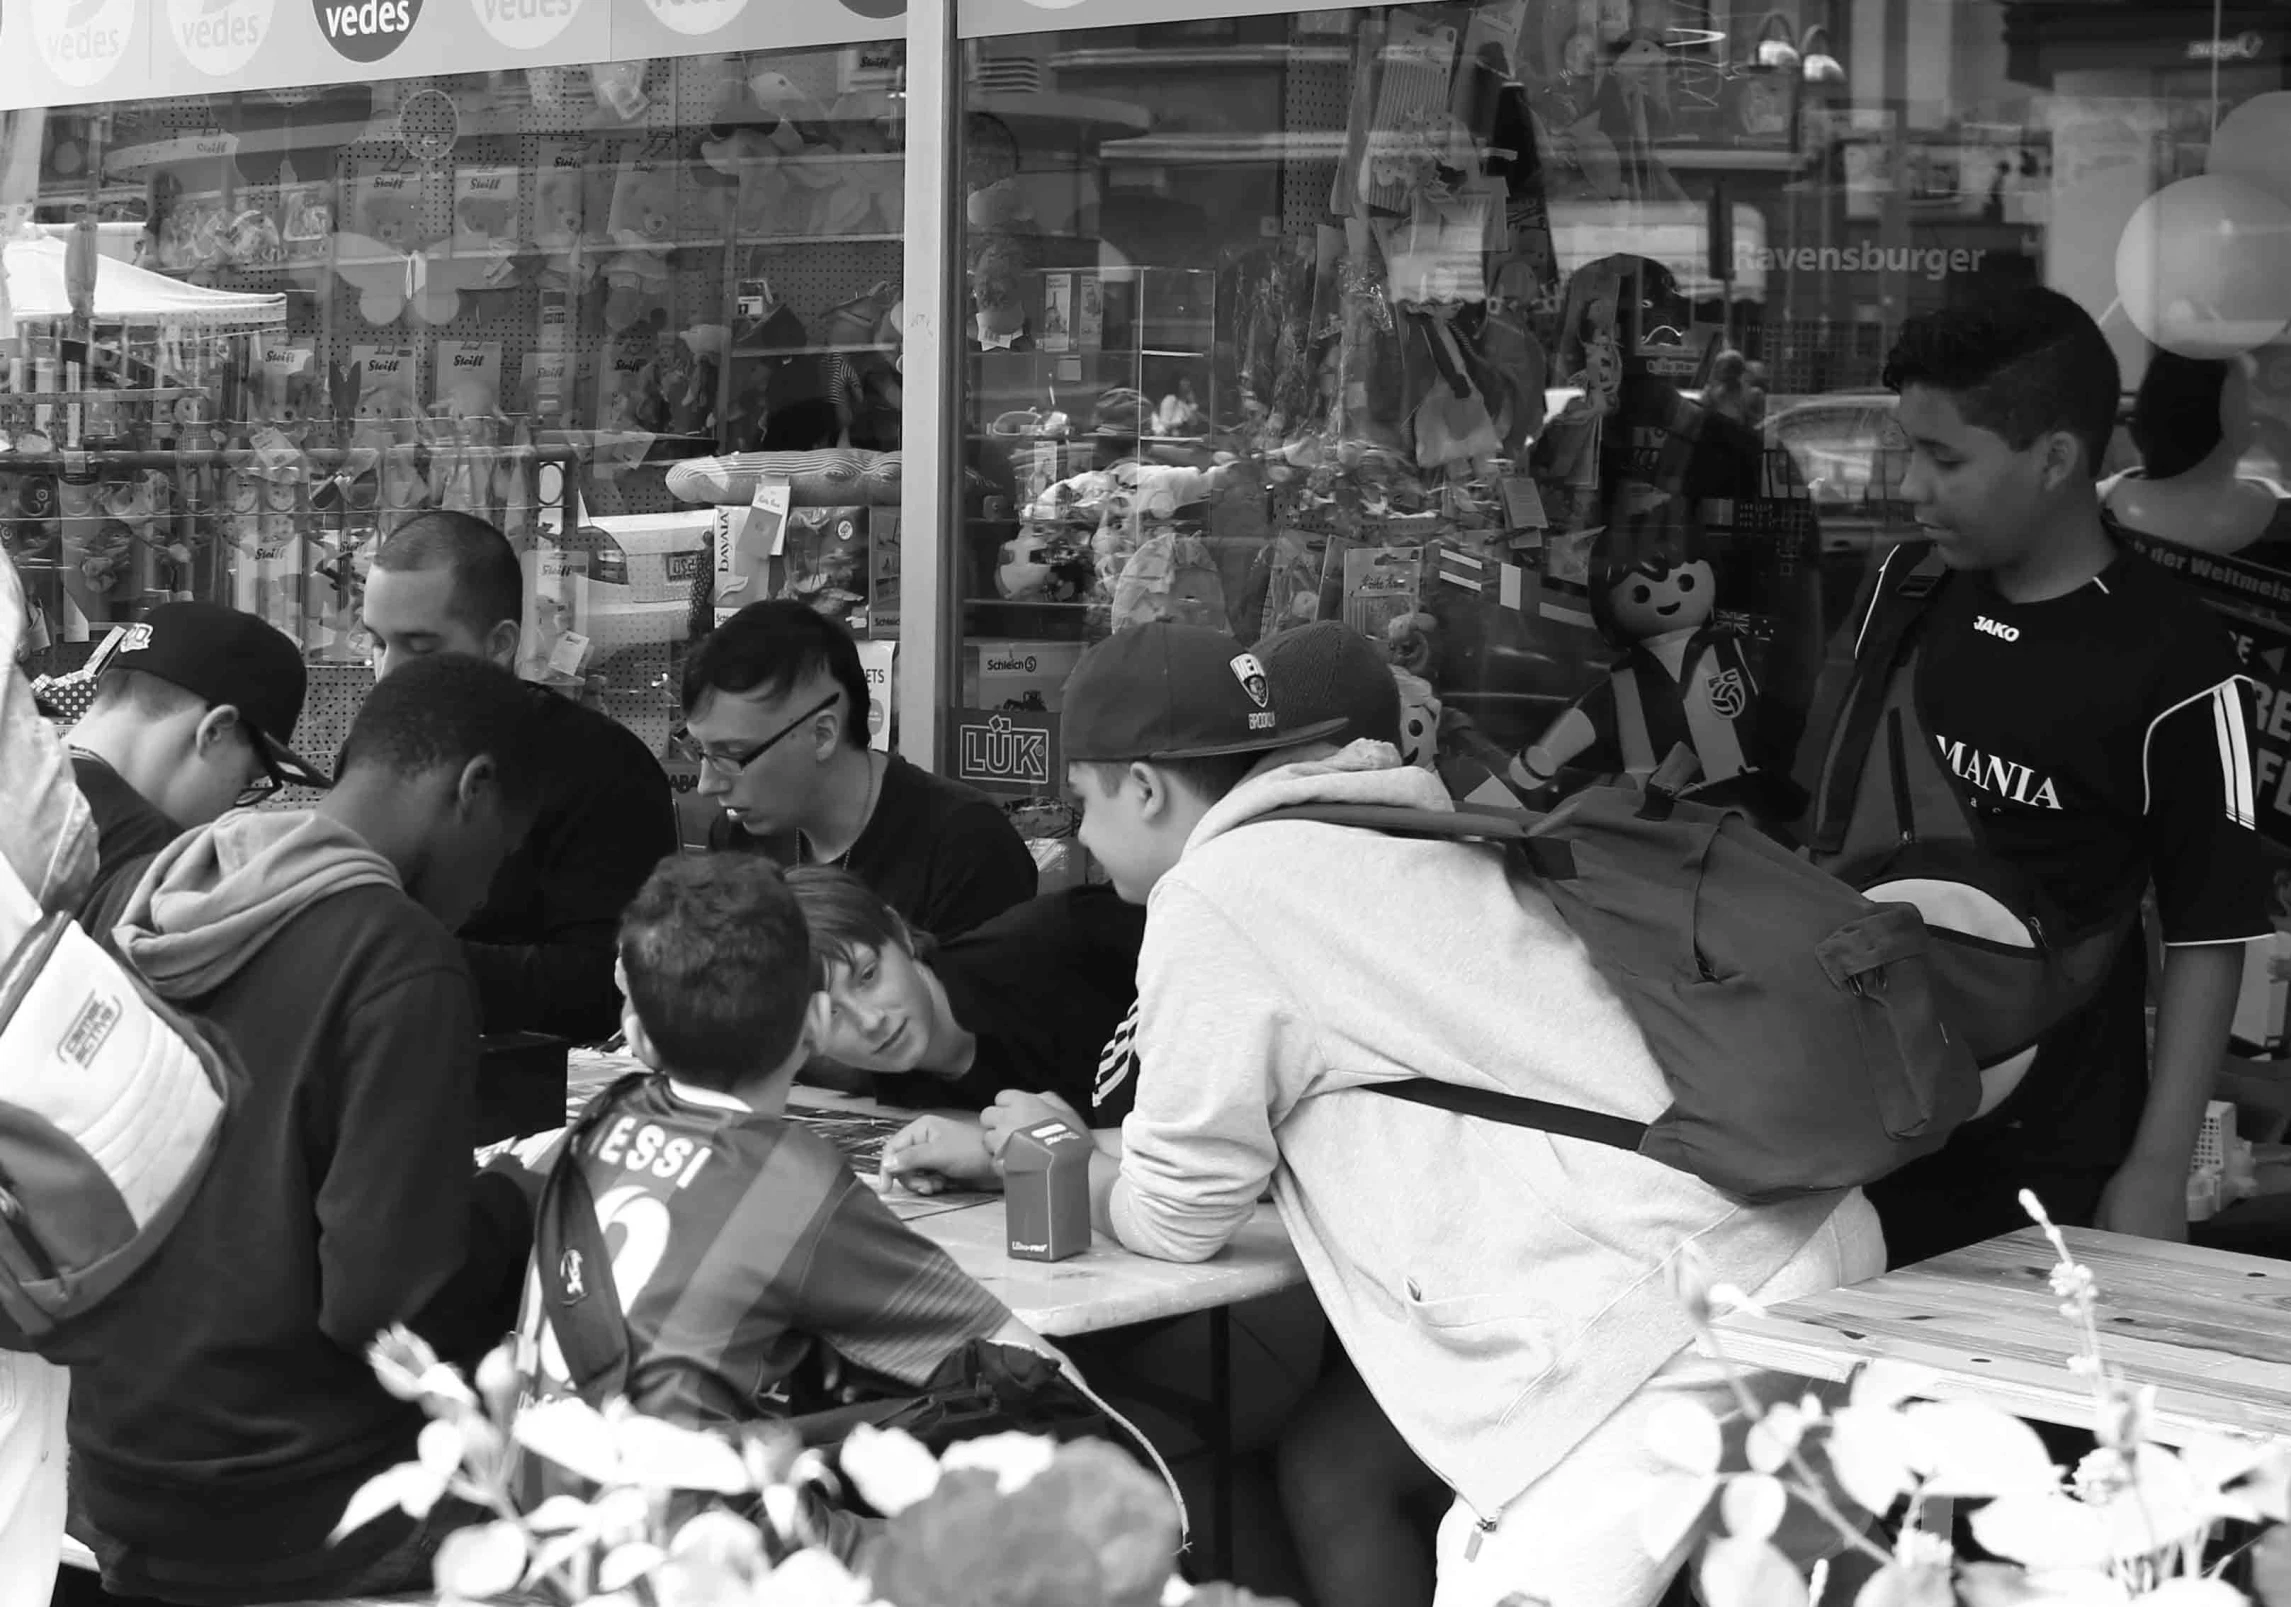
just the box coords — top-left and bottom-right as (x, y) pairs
(613, 1414), (752, 1494)
(2251, 1523), (2291, 1607)
(669, 1508), (768, 1576)
(1857, 1561), (1956, 1607)
(1645, 1398), (1725, 1476)
(939, 1431), (1059, 1494)
(765, 1547), (872, 1607)
(417, 1417), (466, 1480)
(2140, 1581), (2248, 1607)
(1747, 1403), (1807, 1475)
(523, 1494), (595, 1534)
(1967, 1494), (2113, 1572)
(432, 1519), (528, 1599)
(521, 1527), (594, 1590)
(599, 1540), (668, 1592)
(1826, 1406), (1918, 1516)
(510, 1396), (622, 1486)
(1699, 1537), (1809, 1607)
(1851, 1360), (1939, 1411)
(330, 1462), (424, 1542)
(1902, 1402), (2060, 1497)
(1720, 1473), (1789, 1542)
(839, 1423), (941, 1517)
(1637, 1472), (1719, 1562)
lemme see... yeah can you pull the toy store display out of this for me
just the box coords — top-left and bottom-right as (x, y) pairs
(951, 4), (1829, 810)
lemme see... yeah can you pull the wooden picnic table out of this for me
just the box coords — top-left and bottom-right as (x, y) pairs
(1707, 1226), (2291, 1445)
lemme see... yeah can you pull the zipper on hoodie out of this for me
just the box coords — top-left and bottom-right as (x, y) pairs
(1463, 1508), (1498, 1560)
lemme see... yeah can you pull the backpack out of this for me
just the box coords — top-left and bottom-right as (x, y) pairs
(1805, 542), (2136, 1110)
(529, 1077), (1176, 1502)
(1251, 754), (1980, 1204)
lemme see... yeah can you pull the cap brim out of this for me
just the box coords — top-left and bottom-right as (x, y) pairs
(1141, 714), (1351, 762)
(258, 732), (334, 790)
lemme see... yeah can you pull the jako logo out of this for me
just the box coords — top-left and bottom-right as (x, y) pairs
(470, 0), (581, 50)
(34, 0), (132, 89)
(641, 0), (746, 35)
(313, 0), (418, 61)
(168, 0), (275, 77)
(1974, 616), (2021, 642)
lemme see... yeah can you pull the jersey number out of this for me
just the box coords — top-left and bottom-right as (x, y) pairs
(522, 1185), (673, 1391)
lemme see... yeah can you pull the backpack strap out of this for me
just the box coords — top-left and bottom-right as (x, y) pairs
(1238, 802), (1651, 1157)
(1810, 541), (1949, 857)
(533, 1073), (650, 1406)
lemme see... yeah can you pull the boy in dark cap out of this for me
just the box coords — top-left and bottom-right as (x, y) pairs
(66, 603), (330, 892)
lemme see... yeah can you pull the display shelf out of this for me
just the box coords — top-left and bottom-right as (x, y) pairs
(1049, 46), (1351, 72)
(833, 90), (1151, 147)
(738, 234), (906, 246)
(0, 387), (201, 404)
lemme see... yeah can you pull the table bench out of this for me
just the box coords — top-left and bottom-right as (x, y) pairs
(1707, 1226), (2291, 1444)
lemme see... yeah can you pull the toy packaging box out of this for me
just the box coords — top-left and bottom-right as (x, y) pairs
(453, 166), (521, 260)
(434, 341), (504, 415)
(519, 544), (590, 684)
(969, 640), (1087, 715)
(713, 481), (789, 622)
(866, 505), (901, 636)
(778, 506), (867, 627)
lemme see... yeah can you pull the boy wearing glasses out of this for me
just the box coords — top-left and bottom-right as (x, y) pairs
(67, 601), (332, 899)
(686, 601), (1036, 942)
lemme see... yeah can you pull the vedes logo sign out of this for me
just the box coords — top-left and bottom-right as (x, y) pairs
(34, 0), (133, 89)
(313, 0), (418, 60)
(168, 0), (275, 76)
(641, 0), (745, 36)
(471, 0), (580, 50)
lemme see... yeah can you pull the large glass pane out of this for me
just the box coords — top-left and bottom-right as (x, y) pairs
(3, 47), (905, 786)
(946, 2), (2291, 882)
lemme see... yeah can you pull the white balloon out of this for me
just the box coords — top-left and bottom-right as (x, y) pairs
(2115, 175), (2291, 359)
(2209, 92), (2291, 208)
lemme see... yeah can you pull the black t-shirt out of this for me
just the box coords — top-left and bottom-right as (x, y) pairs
(1908, 549), (2268, 943)
(874, 886), (1145, 1121)
(459, 686), (679, 1043)
(712, 753), (1039, 941)
(1867, 544), (2269, 1172)
(69, 752), (181, 885)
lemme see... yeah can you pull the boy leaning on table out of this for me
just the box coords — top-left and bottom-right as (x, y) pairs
(907, 619), (1885, 1607)
(485, 852), (1055, 1439)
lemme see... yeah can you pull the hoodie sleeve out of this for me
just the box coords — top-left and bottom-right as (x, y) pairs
(316, 963), (514, 1356)
(1109, 879), (1314, 1264)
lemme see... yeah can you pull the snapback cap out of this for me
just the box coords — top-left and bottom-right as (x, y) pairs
(101, 603), (332, 789)
(1061, 621), (1347, 763)
(1257, 620), (1404, 751)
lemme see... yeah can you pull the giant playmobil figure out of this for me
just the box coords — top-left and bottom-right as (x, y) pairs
(1508, 532), (1767, 797)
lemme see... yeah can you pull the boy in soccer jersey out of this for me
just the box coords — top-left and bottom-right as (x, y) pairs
(1856, 287), (2268, 1261)
(502, 854), (1043, 1428)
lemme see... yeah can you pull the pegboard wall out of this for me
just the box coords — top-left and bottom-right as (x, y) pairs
(1281, 26), (1352, 237)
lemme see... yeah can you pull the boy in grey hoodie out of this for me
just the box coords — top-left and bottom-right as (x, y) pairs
(66, 655), (545, 1605)
(1011, 621), (1882, 1607)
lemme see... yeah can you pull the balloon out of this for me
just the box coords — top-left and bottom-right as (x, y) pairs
(2115, 175), (2291, 359)
(2209, 92), (2291, 208)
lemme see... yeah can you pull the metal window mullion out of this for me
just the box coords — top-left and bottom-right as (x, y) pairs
(897, 0), (960, 773)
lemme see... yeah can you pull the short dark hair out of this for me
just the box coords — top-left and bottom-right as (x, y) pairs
(373, 510), (525, 634)
(619, 855), (813, 1090)
(91, 666), (206, 718)
(783, 865), (937, 987)
(683, 601), (870, 748)
(337, 654), (542, 815)
(1880, 286), (2121, 476)
(1082, 753), (1258, 807)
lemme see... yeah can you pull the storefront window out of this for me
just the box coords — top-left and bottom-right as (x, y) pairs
(2, 30), (906, 781)
(945, 1), (2291, 885)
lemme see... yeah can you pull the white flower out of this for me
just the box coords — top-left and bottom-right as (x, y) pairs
(759, 1546), (872, 1607)
(839, 1424), (942, 1516)
(367, 1325), (477, 1413)
(509, 1397), (752, 1494)
(431, 1520), (529, 1598)
(938, 1433), (1058, 1494)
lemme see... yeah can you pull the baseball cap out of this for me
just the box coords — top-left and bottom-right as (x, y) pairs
(1061, 621), (1347, 763)
(100, 603), (332, 789)
(1257, 621), (1404, 751)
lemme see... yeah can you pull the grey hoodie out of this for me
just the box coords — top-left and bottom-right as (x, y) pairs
(1108, 741), (1883, 1522)
(114, 811), (401, 998)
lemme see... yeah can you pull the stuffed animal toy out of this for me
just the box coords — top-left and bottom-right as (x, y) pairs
(608, 163), (679, 250)
(700, 125), (795, 236)
(818, 117), (902, 235)
(968, 235), (1032, 350)
(363, 192), (423, 250)
(1508, 536), (1766, 796)
(534, 163), (585, 254)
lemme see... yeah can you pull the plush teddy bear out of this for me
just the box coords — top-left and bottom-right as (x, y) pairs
(364, 192), (422, 250)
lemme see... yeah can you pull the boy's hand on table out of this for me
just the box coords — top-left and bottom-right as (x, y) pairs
(980, 1090), (1089, 1163)
(879, 1115), (998, 1194)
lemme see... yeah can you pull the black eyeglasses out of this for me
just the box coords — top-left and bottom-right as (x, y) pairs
(695, 691), (842, 777)
(233, 730), (285, 809)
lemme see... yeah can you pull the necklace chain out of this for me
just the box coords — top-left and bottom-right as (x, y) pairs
(829, 755), (883, 869)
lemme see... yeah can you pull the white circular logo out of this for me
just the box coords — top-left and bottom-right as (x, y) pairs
(35, 0), (135, 89)
(641, 0), (745, 35)
(166, 0), (276, 78)
(471, 0), (581, 49)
